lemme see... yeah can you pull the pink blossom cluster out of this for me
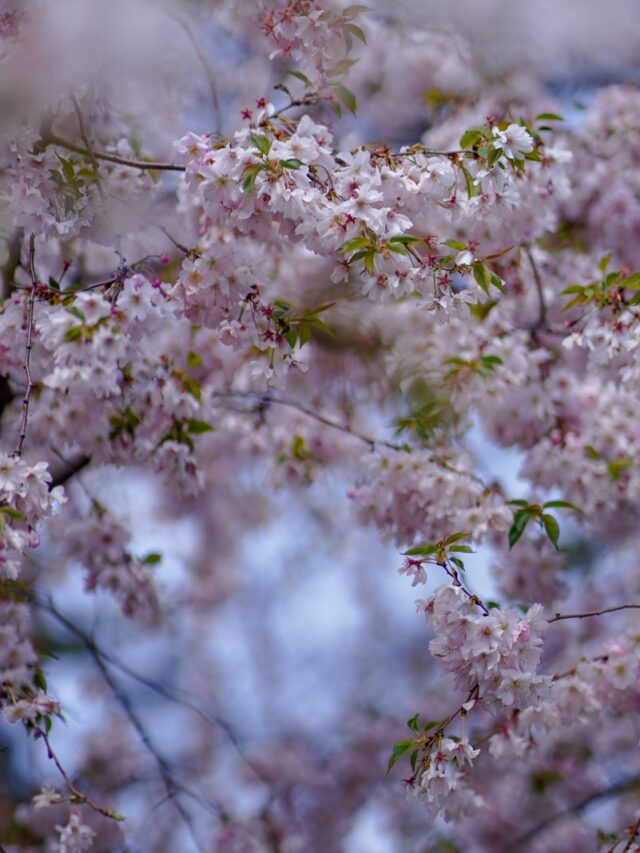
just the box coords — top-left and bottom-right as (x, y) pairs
(421, 585), (549, 710)
(0, 453), (65, 579)
(350, 448), (511, 545)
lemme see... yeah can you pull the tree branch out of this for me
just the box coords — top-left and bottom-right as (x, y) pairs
(0, 227), (23, 299)
(41, 598), (269, 790)
(46, 134), (186, 173)
(524, 243), (549, 335)
(33, 724), (123, 822)
(12, 234), (37, 458)
(548, 604), (640, 623)
(507, 777), (640, 850)
(36, 598), (216, 851)
(210, 390), (402, 451)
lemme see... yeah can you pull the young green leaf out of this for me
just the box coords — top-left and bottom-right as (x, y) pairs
(509, 511), (530, 549)
(335, 85), (357, 115)
(387, 739), (416, 773)
(541, 513), (560, 549)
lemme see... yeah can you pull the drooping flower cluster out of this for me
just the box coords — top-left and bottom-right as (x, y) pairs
(0, 453), (65, 579)
(422, 585), (549, 711)
(350, 448), (511, 545)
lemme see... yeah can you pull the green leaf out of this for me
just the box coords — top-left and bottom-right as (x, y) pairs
(344, 22), (367, 44)
(187, 350), (202, 368)
(462, 165), (481, 198)
(307, 316), (335, 338)
(468, 299), (498, 321)
(460, 129), (482, 149)
(187, 419), (215, 434)
(403, 544), (437, 556)
(608, 458), (632, 481)
(343, 3), (370, 14)
(472, 263), (492, 293)
(620, 272), (640, 289)
(387, 242), (409, 255)
(0, 505), (25, 521)
(183, 376), (202, 401)
(339, 236), (372, 253)
(410, 749), (419, 772)
(64, 326), (83, 342)
(57, 154), (76, 182)
(509, 511), (530, 549)
(242, 164), (265, 195)
(507, 499), (529, 506)
(327, 58), (358, 78)
(388, 234), (422, 245)
(535, 112), (564, 122)
(449, 544), (474, 553)
(335, 85), (357, 115)
(142, 552), (163, 565)
(66, 306), (86, 321)
(33, 669), (47, 692)
(542, 513), (560, 549)
(486, 146), (502, 168)
(443, 532), (471, 546)
(542, 500), (578, 511)
(286, 70), (312, 86)
(490, 272), (505, 292)
(444, 239), (467, 251)
(249, 134), (272, 156)
(387, 739), (416, 773)
(279, 158), (305, 170)
(283, 327), (297, 348)
(407, 713), (420, 732)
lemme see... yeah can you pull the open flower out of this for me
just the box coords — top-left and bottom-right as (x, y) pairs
(492, 124), (534, 160)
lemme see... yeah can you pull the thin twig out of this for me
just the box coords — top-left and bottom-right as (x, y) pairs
(548, 604), (640, 623)
(42, 598), (269, 789)
(46, 134), (186, 173)
(210, 390), (402, 451)
(524, 244), (548, 332)
(34, 725), (122, 821)
(70, 93), (106, 206)
(50, 454), (91, 489)
(620, 813), (640, 852)
(506, 777), (640, 851)
(12, 234), (37, 458)
(168, 12), (222, 134)
(80, 638), (207, 849)
(0, 227), (23, 299)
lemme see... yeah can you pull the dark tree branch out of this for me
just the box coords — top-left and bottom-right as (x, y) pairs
(548, 604), (640, 623)
(46, 134), (186, 173)
(12, 234), (37, 457)
(506, 777), (640, 850)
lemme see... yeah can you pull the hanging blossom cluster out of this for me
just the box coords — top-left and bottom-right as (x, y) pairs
(350, 448), (512, 546)
(0, 453), (65, 579)
(422, 585), (549, 711)
(0, 600), (59, 728)
(55, 503), (160, 624)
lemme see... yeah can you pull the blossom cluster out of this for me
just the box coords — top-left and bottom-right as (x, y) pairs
(0, 453), (65, 579)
